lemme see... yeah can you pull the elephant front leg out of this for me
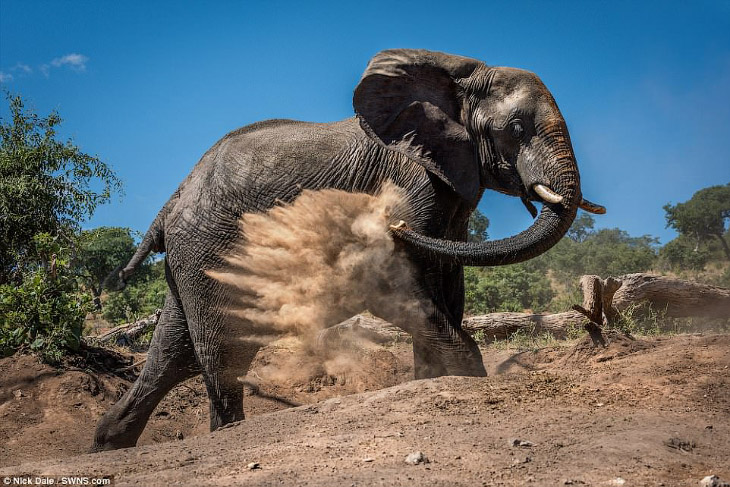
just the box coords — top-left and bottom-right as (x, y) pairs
(410, 263), (486, 379)
(412, 334), (447, 379)
(412, 305), (486, 379)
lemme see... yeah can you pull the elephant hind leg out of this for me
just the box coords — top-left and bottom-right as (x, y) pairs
(91, 292), (200, 452)
(187, 310), (261, 432)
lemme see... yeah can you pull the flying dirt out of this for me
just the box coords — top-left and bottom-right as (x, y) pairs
(208, 182), (425, 347)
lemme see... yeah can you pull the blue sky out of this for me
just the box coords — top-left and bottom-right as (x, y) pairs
(1, 1), (729, 243)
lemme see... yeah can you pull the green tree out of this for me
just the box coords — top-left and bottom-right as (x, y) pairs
(537, 228), (658, 286)
(0, 93), (122, 284)
(0, 234), (93, 363)
(101, 259), (166, 324)
(74, 227), (138, 309)
(582, 229), (658, 276)
(566, 212), (595, 243)
(464, 263), (554, 315)
(658, 234), (711, 272)
(663, 184), (730, 261)
(467, 208), (489, 243)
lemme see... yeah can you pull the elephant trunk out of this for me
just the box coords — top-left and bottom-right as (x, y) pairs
(391, 201), (576, 266)
(391, 151), (581, 266)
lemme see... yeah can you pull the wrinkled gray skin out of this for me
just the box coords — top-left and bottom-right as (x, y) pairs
(92, 49), (602, 451)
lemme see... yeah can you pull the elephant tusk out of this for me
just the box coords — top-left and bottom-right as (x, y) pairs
(533, 184), (564, 204)
(579, 197), (606, 214)
(389, 220), (409, 231)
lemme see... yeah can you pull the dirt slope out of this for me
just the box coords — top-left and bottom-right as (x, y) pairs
(1, 334), (729, 486)
(0, 338), (413, 466)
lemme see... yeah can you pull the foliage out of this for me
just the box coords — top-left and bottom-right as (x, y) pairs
(472, 329), (487, 345)
(0, 93), (122, 284)
(464, 262), (554, 315)
(0, 234), (93, 363)
(74, 227), (138, 307)
(464, 207), (660, 316)
(101, 259), (166, 324)
(611, 302), (665, 336)
(664, 183), (730, 261)
(548, 284), (583, 313)
(566, 212), (595, 243)
(711, 265), (730, 288)
(467, 208), (489, 243)
(537, 228), (658, 287)
(658, 234), (712, 272)
(489, 327), (563, 352)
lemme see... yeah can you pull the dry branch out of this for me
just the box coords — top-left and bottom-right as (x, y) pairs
(90, 310), (162, 346)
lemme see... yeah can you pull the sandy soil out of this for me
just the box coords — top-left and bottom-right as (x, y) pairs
(1, 333), (729, 486)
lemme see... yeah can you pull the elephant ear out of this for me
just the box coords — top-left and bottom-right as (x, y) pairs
(353, 49), (483, 202)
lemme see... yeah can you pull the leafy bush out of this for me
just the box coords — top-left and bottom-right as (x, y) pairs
(464, 263), (554, 315)
(0, 234), (93, 363)
(0, 93), (121, 284)
(611, 302), (665, 336)
(548, 284), (583, 313)
(536, 228), (658, 287)
(658, 234), (712, 272)
(101, 259), (167, 324)
(711, 266), (730, 288)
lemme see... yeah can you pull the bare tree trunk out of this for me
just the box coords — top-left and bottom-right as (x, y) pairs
(570, 275), (613, 345)
(602, 277), (622, 325)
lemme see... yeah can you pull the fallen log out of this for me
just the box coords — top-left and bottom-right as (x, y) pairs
(461, 311), (583, 341)
(89, 310), (162, 346)
(462, 273), (729, 342)
(612, 273), (730, 319)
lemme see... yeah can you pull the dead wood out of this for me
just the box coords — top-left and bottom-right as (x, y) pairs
(89, 310), (162, 346)
(461, 311), (584, 341)
(462, 273), (729, 343)
(612, 273), (730, 319)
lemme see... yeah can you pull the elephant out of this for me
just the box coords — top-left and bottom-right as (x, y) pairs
(92, 49), (604, 451)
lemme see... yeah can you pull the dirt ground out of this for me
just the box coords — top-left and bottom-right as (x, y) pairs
(1, 333), (729, 486)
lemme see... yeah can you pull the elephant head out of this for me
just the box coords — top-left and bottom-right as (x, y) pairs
(353, 49), (604, 266)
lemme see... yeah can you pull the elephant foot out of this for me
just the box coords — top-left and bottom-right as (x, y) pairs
(413, 336), (487, 379)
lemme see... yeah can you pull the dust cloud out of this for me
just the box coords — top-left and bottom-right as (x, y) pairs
(208, 183), (426, 358)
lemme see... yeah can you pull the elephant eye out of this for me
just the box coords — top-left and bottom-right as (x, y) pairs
(509, 120), (525, 140)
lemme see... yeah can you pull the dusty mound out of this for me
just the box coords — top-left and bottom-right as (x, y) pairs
(0, 338), (413, 466)
(240, 337), (413, 416)
(0, 349), (215, 466)
(559, 329), (657, 366)
(2, 333), (729, 486)
(0, 353), (129, 466)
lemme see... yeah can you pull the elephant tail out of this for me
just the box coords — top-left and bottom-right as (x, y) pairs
(103, 206), (168, 291)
